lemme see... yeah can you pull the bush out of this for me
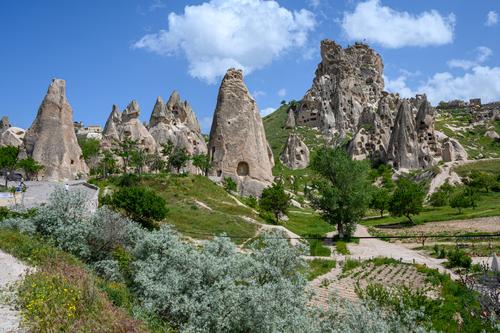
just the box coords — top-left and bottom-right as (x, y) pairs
(110, 187), (168, 229)
(223, 177), (237, 192)
(429, 182), (455, 207)
(116, 173), (141, 187)
(446, 248), (472, 269)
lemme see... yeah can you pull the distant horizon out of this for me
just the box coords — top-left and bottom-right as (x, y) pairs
(1, 0), (499, 133)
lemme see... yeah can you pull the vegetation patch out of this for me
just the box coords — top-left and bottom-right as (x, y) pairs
(306, 259), (336, 281)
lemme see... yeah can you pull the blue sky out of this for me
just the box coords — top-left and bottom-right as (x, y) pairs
(1, 0), (499, 133)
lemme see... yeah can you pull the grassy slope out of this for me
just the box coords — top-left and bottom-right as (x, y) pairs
(94, 174), (259, 243)
(435, 108), (500, 159)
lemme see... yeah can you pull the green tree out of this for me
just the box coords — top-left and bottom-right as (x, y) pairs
(147, 153), (165, 173)
(389, 178), (425, 224)
(192, 154), (211, 175)
(450, 189), (470, 214)
(110, 186), (168, 229)
(112, 138), (138, 173)
(78, 138), (101, 171)
(0, 146), (19, 187)
(98, 151), (117, 178)
(369, 186), (390, 218)
(168, 148), (190, 174)
(467, 171), (496, 192)
(17, 157), (44, 181)
(429, 181), (455, 207)
(259, 181), (290, 223)
(130, 148), (148, 175)
(309, 147), (371, 238)
(160, 141), (174, 158)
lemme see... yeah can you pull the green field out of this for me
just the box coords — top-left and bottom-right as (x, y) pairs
(454, 158), (500, 176)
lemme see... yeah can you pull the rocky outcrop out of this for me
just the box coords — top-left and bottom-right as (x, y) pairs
(0, 116), (10, 131)
(208, 68), (274, 196)
(23, 79), (88, 180)
(441, 138), (468, 162)
(284, 110), (296, 129)
(280, 133), (309, 169)
(485, 130), (499, 140)
(148, 91), (207, 173)
(0, 127), (25, 147)
(101, 101), (157, 153)
(298, 40), (384, 135)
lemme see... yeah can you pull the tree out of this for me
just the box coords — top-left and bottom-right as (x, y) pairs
(259, 181), (290, 223)
(0, 146), (19, 187)
(110, 186), (168, 229)
(130, 148), (148, 175)
(160, 141), (174, 158)
(389, 178), (425, 224)
(17, 157), (44, 181)
(429, 181), (454, 207)
(309, 147), (371, 238)
(146, 153), (165, 173)
(78, 138), (101, 171)
(467, 171), (496, 192)
(112, 138), (138, 173)
(369, 186), (390, 218)
(192, 153), (211, 175)
(450, 189), (470, 214)
(98, 151), (117, 178)
(168, 148), (190, 174)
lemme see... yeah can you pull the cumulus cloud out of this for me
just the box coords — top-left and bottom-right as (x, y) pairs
(486, 11), (498, 26)
(260, 107), (276, 117)
(447, 46), (492, 70)
(384, 75), (415, 98)
(133, 0), (316, 83)
(277, 88), (287, 97)
(252, 90), (266, 99)
(341, 0), (455, 48)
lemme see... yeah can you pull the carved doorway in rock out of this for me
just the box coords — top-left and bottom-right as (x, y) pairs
(236, 161), (249, 176)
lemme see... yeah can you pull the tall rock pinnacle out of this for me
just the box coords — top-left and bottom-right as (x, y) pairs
(208, 68), (274, 196)
(24, 79), (88, 180)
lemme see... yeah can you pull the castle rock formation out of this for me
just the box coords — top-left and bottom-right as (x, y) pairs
(23, 79), (88, 180)
(208, 69), (274, 196)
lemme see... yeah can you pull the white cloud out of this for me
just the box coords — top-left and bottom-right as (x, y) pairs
(384, 75), (415, 98)
(386, 66), (500, 105)
(309, 0), (320, 9)
(277, 88), (287, 97)
(341, 0), (455, 48)
(260, 107), (276, 117)
(486, 11), (498, 26)
(133, 0), (316, 83)
(447, 46), (492, 70)
(252, 90), (266, 99)
(419, 66), (500, 104)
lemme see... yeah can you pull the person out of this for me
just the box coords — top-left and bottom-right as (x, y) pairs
(65, 183), (70, 192)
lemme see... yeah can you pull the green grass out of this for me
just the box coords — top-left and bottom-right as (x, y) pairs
(93, 174), (259, 243)
(308, 239), (331, 256)
(454, 159), (500, 176)
(362, 191), (500, 228)
(335, 241), (350, 255)
(306, 259), (336, 281)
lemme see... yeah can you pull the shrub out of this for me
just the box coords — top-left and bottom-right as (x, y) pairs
(223, 177), (237, 192)
(446, 248), (472, 269)
(429, 182), (455, 207)
(110, 187), (168, 229)
(116, 173), (141, 187)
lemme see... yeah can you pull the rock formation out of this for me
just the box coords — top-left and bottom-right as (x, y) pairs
(441, 138), (468, 162)
(1, 116), (10, 131)
(284, 110), (296, 129)
(23, 79), (88, 180)
(280, 133), (309, 169)
(208, 68), (274, 196)
(101, 101), (157, 153)
(298, 40), (384, 135)
(0, 126), (25, 147)
(485, 130), (499, 140)
(302, 39), (468, 169)
(148, 91), (207, 173)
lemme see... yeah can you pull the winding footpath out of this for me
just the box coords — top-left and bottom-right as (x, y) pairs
(0, 250), (28, 333)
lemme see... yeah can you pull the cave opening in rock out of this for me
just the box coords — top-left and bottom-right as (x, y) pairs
(236, 161), (249, 176)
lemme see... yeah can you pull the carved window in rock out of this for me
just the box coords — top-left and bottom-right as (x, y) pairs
(236, 161), (249, 176)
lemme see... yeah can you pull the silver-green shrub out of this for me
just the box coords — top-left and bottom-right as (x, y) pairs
(91, 259), (124, 282)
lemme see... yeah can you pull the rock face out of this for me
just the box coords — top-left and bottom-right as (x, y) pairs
(148, 91), (207, 173)
(485, 130), (499, 140)
(284, 110), (296, 129)
(303, 39), (467, 169)
(0, 116), (10, 131)
(101, 101), (157, 153)
(298, 40), (384, 135)
(280, 133), (309, 169)
(23, 79), (88, 180)
(208, 69), (274, 196)
(441, 138), (468, 162)
(0, 127), (25, 147)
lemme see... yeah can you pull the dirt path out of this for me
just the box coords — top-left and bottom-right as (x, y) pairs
(0, 250), (29, 333)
